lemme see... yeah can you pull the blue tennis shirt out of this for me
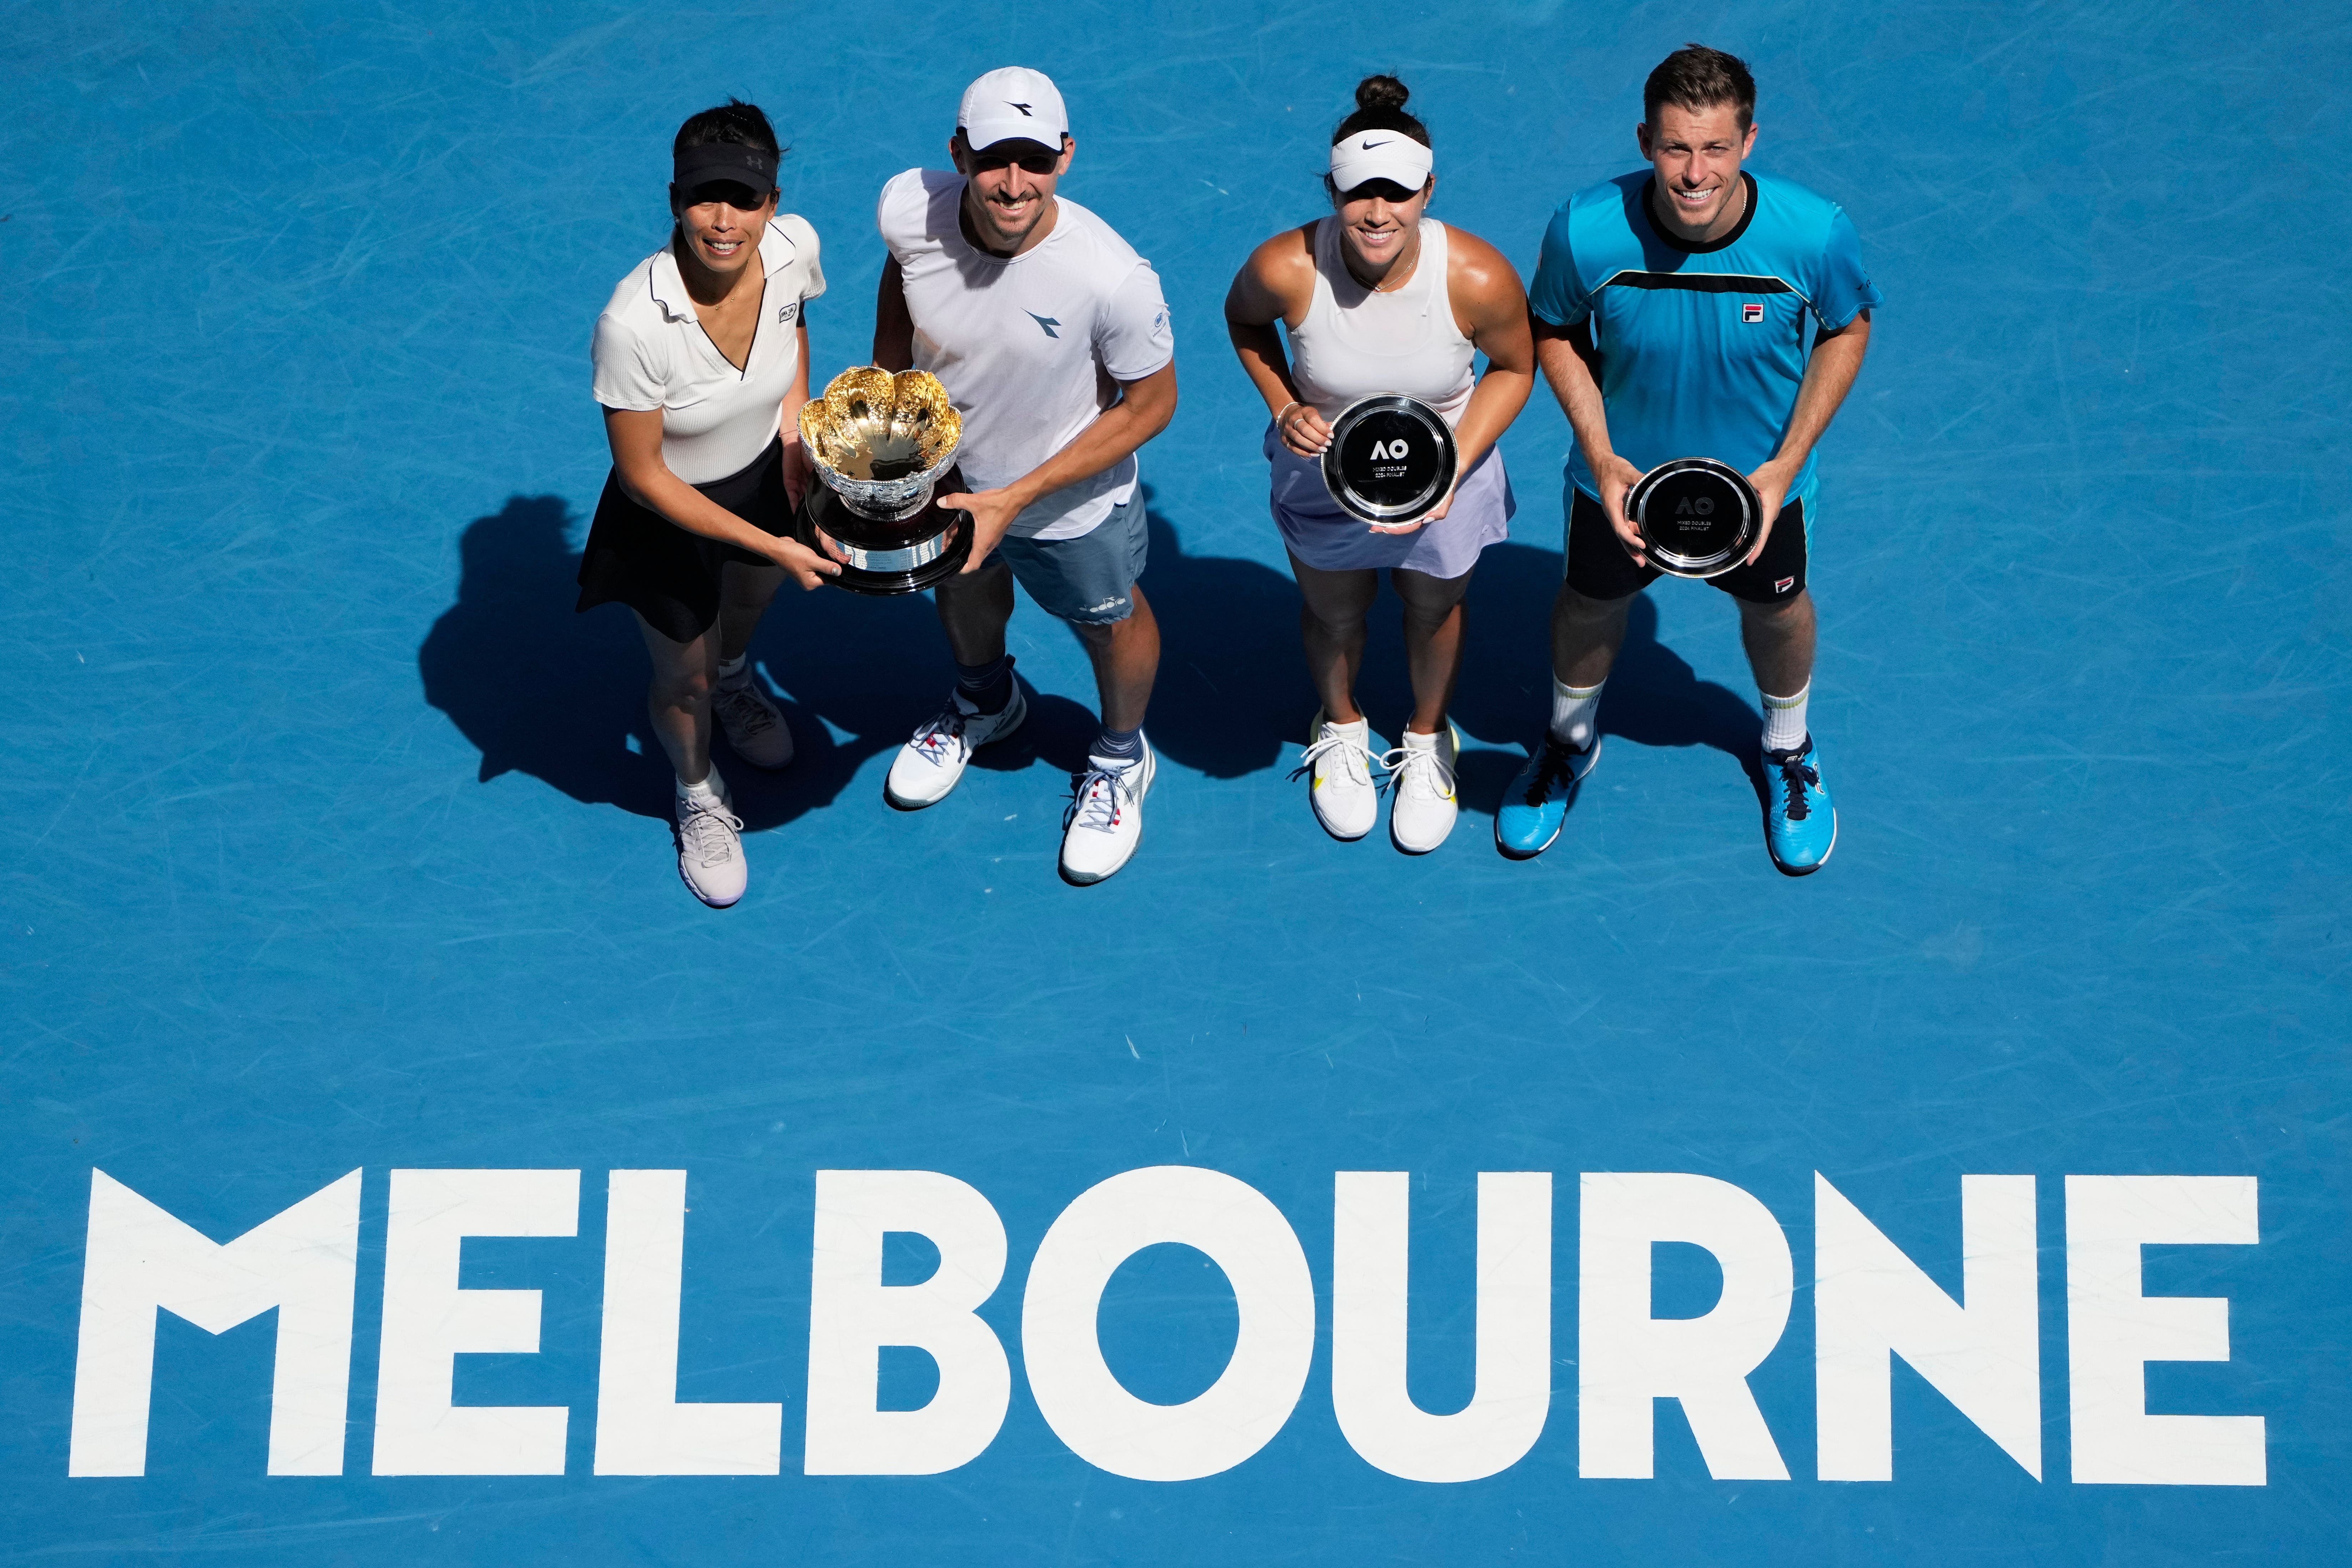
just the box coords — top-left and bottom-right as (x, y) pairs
(1529, 170), (1882, 513)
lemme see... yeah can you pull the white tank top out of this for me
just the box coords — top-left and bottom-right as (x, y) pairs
(1287, 216), (1475, 425)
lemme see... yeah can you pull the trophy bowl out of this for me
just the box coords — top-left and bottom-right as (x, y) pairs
(1321, 394), (1458, 526)
(794, 367), (972, 595)
(1627, 457), (1760, 578)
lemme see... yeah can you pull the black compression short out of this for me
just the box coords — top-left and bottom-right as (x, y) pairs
(1563, 484), (1808, 605)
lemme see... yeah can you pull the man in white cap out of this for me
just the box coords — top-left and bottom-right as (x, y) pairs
(872, 66), (1178, 886)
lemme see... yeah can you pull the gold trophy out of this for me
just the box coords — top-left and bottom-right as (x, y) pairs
(795, 368), (970, 594)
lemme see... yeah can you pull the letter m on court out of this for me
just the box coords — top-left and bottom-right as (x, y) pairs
(68, 1169), (363, 1476)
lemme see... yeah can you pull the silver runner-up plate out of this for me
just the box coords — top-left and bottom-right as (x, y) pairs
(1627, 457), (1760, 578)
(1321, 395), (1458, 526)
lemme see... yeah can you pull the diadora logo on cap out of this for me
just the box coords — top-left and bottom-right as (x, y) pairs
(1008, 101), (1033, 116)
(1026, 311), (1062, 338)
(1742, 302), (1765, 323)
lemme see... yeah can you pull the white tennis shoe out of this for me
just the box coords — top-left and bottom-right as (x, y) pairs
(1383, 724), (1460, 854)
(885, 682), (1029, 808)
(713, 673), (793, 769)
(1297, 709), (1379, 840)
(674, 773), (747, 908)
(1060, 740), (1154, 885)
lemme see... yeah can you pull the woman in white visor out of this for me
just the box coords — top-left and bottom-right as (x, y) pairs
(1225, 74), (1534, 853)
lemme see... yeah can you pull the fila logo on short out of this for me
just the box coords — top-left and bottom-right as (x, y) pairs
(1742, 302), (1765, 323)
(1776, 576), (1796, 593)
(1026, 311), (1062, 338)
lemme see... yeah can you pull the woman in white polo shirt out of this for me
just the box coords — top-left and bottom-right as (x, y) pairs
(577, 100), (838, 907)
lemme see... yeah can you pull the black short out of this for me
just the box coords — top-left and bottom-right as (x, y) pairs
(575, 435), (790, 644)
(1563, 484), (1808, 605)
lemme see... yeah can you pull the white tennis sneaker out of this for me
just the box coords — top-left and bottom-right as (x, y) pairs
(713, 673), (793, 769)
(674, 773), (747, 907)
(1297, 709), (1379, 841)
(1383, 724), (1460, 854)
(885, 681), (1029, 808)
(1060, 740), (1155, 885)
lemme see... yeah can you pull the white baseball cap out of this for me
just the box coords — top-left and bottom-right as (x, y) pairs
(1329, 130), (1433, 195)
(958, 66), (1069, 152)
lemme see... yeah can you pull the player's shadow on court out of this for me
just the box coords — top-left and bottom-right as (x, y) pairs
(1450, 543), (1765, 813)
(419, 494), (974, 830)
(1136, 489), (1309, 779)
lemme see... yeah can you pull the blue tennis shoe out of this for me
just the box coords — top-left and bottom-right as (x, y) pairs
(1763, 733), (1836, 874)
(1495, 734), (1602, 859)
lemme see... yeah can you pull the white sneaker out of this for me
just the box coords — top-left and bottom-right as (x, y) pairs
(1382, 724), (1460, 854)
(713, 672), (793, 769)
(1295, 708), (1379, 840)
(885, 681), (1029, 808)
(675, 775), (746, 907)
(1060, 740), (1155, 885)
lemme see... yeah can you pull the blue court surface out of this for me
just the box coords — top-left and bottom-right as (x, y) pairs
(5, 1), (2349, 1563)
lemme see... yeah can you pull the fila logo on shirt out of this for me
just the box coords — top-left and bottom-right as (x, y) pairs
(1741, 302), (1765, 323)
(1369, 438), (1412, 460)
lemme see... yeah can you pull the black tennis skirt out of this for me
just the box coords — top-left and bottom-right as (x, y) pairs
(575, 434), (791, 644)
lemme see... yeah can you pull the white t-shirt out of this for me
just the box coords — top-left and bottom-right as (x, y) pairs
(877, 169), (1174, 540)
(591, 214), (825, 485)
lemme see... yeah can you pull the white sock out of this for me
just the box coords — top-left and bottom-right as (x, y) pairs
(1402, 726), (1439, 752)
(1549, 678), (1605, 750)
(1761, 682), (1810, 753)
(716, 654), (749, 689)
(678, 768), (723, 802)
(1322, 713), (1369, 739)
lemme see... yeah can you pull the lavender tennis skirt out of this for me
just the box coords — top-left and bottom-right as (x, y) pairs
(1265, 422), (1514, 579)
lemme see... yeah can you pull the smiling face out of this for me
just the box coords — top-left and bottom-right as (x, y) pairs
(671, 183), (777, 278)
(952, 132), (1074, 256)
(1331, 176), (1434, 280)
(1637, 102), (1757, 241)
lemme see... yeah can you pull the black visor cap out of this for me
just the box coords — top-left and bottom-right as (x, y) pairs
(673, 144), (777, 206)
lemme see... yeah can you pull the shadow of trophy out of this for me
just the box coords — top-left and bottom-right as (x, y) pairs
(794, 367), (972, 595)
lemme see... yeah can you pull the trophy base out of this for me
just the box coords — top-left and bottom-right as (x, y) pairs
(796, 466), (973, 596)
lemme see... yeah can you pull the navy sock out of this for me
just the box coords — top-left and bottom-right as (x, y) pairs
(1093, 724), (1143, 764)
(955, 654), (1014, 715)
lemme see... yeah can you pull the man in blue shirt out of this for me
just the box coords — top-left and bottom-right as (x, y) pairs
(1498, 45), (1880, 874)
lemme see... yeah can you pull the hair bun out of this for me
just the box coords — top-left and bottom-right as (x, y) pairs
(1354, 74), (1410, 112)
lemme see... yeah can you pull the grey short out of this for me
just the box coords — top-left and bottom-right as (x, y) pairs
(986, 499), (1147, 625)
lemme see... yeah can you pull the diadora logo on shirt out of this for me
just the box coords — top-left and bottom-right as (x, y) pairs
(1026, 311), (1063, 338)
(1742, 303), (1765, 323)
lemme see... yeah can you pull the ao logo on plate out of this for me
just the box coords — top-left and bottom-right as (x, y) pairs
(1368, 438), (1412, 460)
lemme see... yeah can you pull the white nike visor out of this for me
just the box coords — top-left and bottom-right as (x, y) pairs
(1329, 131), (1433, 195)
(959, 66), (1069, 152)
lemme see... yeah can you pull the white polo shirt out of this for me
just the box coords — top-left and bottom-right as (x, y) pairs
(591, 214), (824, 485)
(877, 169), (1173, 540)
